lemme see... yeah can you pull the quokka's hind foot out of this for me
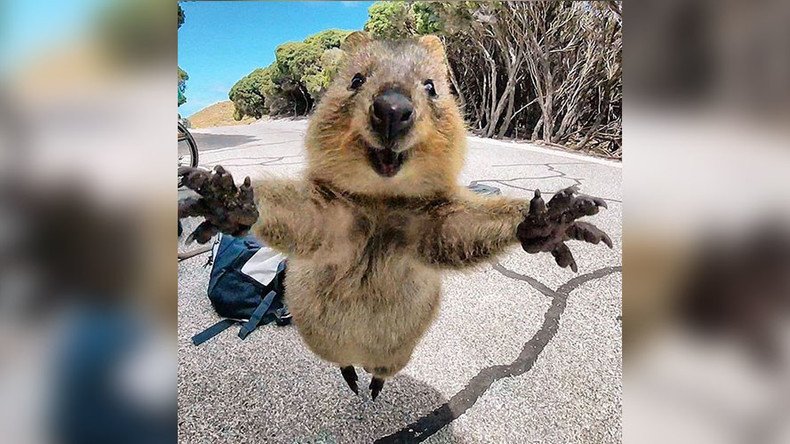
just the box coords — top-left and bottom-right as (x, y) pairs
(340, 366), (359, 395)
(369, 377), (385, 401)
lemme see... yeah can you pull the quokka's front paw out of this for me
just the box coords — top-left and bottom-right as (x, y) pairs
(178, 166), (259, 243)
(517, 186), (612, 272)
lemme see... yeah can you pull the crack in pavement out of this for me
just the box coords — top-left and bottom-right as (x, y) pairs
(203, 155), (306, 169)
(487, 162), (584, 187)
(206, 154), (303, 161)
(469, 175), (568, 188)
(491, 162), (592, 167)
(206, 160), (307, 168)
(470, 178), (622, 205)
(491, 260), (558, 298)
(195, 138), (305, 156)
(470, 163), (622, 204)
(545, 163), (584, 187)
(374, 265), (622, 444)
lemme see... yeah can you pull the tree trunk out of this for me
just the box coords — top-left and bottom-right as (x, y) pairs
(531, 117), (543, 141)
(486, 51), (521, 138)
(496, 88), (516, 138)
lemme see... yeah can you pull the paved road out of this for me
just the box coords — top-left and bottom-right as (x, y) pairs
(178, 119), (622, 443)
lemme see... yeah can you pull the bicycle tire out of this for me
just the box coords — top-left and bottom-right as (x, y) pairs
(178, 121), (199, 168)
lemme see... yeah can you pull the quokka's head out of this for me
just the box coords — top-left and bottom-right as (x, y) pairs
(305, 32), (467, 198)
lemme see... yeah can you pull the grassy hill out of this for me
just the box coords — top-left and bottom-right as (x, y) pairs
(187, 101), (258, 129)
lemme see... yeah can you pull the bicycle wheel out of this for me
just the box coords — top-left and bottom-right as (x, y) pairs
(178, 122), (199, 168)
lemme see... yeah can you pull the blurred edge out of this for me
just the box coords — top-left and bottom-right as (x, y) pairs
(1, 0), (789, 443)
(625, 0), (790, 443)
(1, 0), (176, 443)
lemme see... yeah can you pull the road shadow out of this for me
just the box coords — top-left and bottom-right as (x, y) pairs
(191, 132), (259, 152)
(177, 254), (464, 443)
(178, 333), (466, 443)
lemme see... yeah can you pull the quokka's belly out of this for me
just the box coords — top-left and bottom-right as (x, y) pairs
(284, 258), (441, 367)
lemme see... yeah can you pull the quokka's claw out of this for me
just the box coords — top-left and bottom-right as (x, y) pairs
(547, 186), (576, 214)
(545, 186), (605, 220)
(212, 166), (236, 195)
(369, 377), (385, 401)
(179, 167), (210, 191)
(552, 243), (578, 272)
(178, 196), (203, 219)
(567, 221), (613, 248)
(529, 189), (546, 216)
(570, 195), (603, 218)
(340, 366), (359, 395)
(178, 165), (201, 179)
(186, 220), (219, 245)
(239, 176), (253, 194)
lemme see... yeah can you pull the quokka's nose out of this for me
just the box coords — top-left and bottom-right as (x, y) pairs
(370, 89), (414, 144)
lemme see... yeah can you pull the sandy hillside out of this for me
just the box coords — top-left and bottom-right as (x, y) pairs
(187, 101), (257, 129)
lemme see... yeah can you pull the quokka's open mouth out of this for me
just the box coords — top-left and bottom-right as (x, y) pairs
(367, 144), (408, 177)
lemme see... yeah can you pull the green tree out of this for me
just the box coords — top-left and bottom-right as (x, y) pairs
(274, 42), (323, 81)
(304, 29), (353, 50)
(178, 3), (188, 106)
(178, 3), (185, 29)
(178, 66), (189, 106)
(364, 2), (414, 38)
(229, 66), (276, 120)
(230, 29), (354, 119)
(364, 2), (443, 38)
(411, 2), (444, 35)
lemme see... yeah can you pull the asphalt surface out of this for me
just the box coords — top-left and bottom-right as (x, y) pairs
(178, 119), (622, 443)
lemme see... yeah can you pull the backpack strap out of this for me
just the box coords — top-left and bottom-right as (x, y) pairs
(191, 319), (239, 345)
(237, 290), (277, 340)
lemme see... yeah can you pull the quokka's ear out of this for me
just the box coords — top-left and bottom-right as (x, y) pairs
(341, 31), (372, 52)
(418, 35), (446, 62)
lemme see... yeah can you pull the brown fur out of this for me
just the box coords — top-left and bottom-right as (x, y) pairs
(251, 34), (529, 379)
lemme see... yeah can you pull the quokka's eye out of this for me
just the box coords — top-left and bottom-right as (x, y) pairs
(423, 79), (437, 97)
(349, 73), (366, 90)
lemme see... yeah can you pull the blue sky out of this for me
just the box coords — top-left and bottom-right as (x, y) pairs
(178, 1), (374, 117)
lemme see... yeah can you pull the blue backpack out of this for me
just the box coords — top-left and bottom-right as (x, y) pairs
(191, 234), (292, 345)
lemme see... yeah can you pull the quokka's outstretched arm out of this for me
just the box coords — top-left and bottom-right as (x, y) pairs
(417, 194), (527, 269)
(251, 179), (325, 257)
(418, 187), (613, 271)
(178, 166), (325, 257)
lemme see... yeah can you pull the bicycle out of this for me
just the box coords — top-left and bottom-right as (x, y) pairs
(178, 120), (198, 168)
